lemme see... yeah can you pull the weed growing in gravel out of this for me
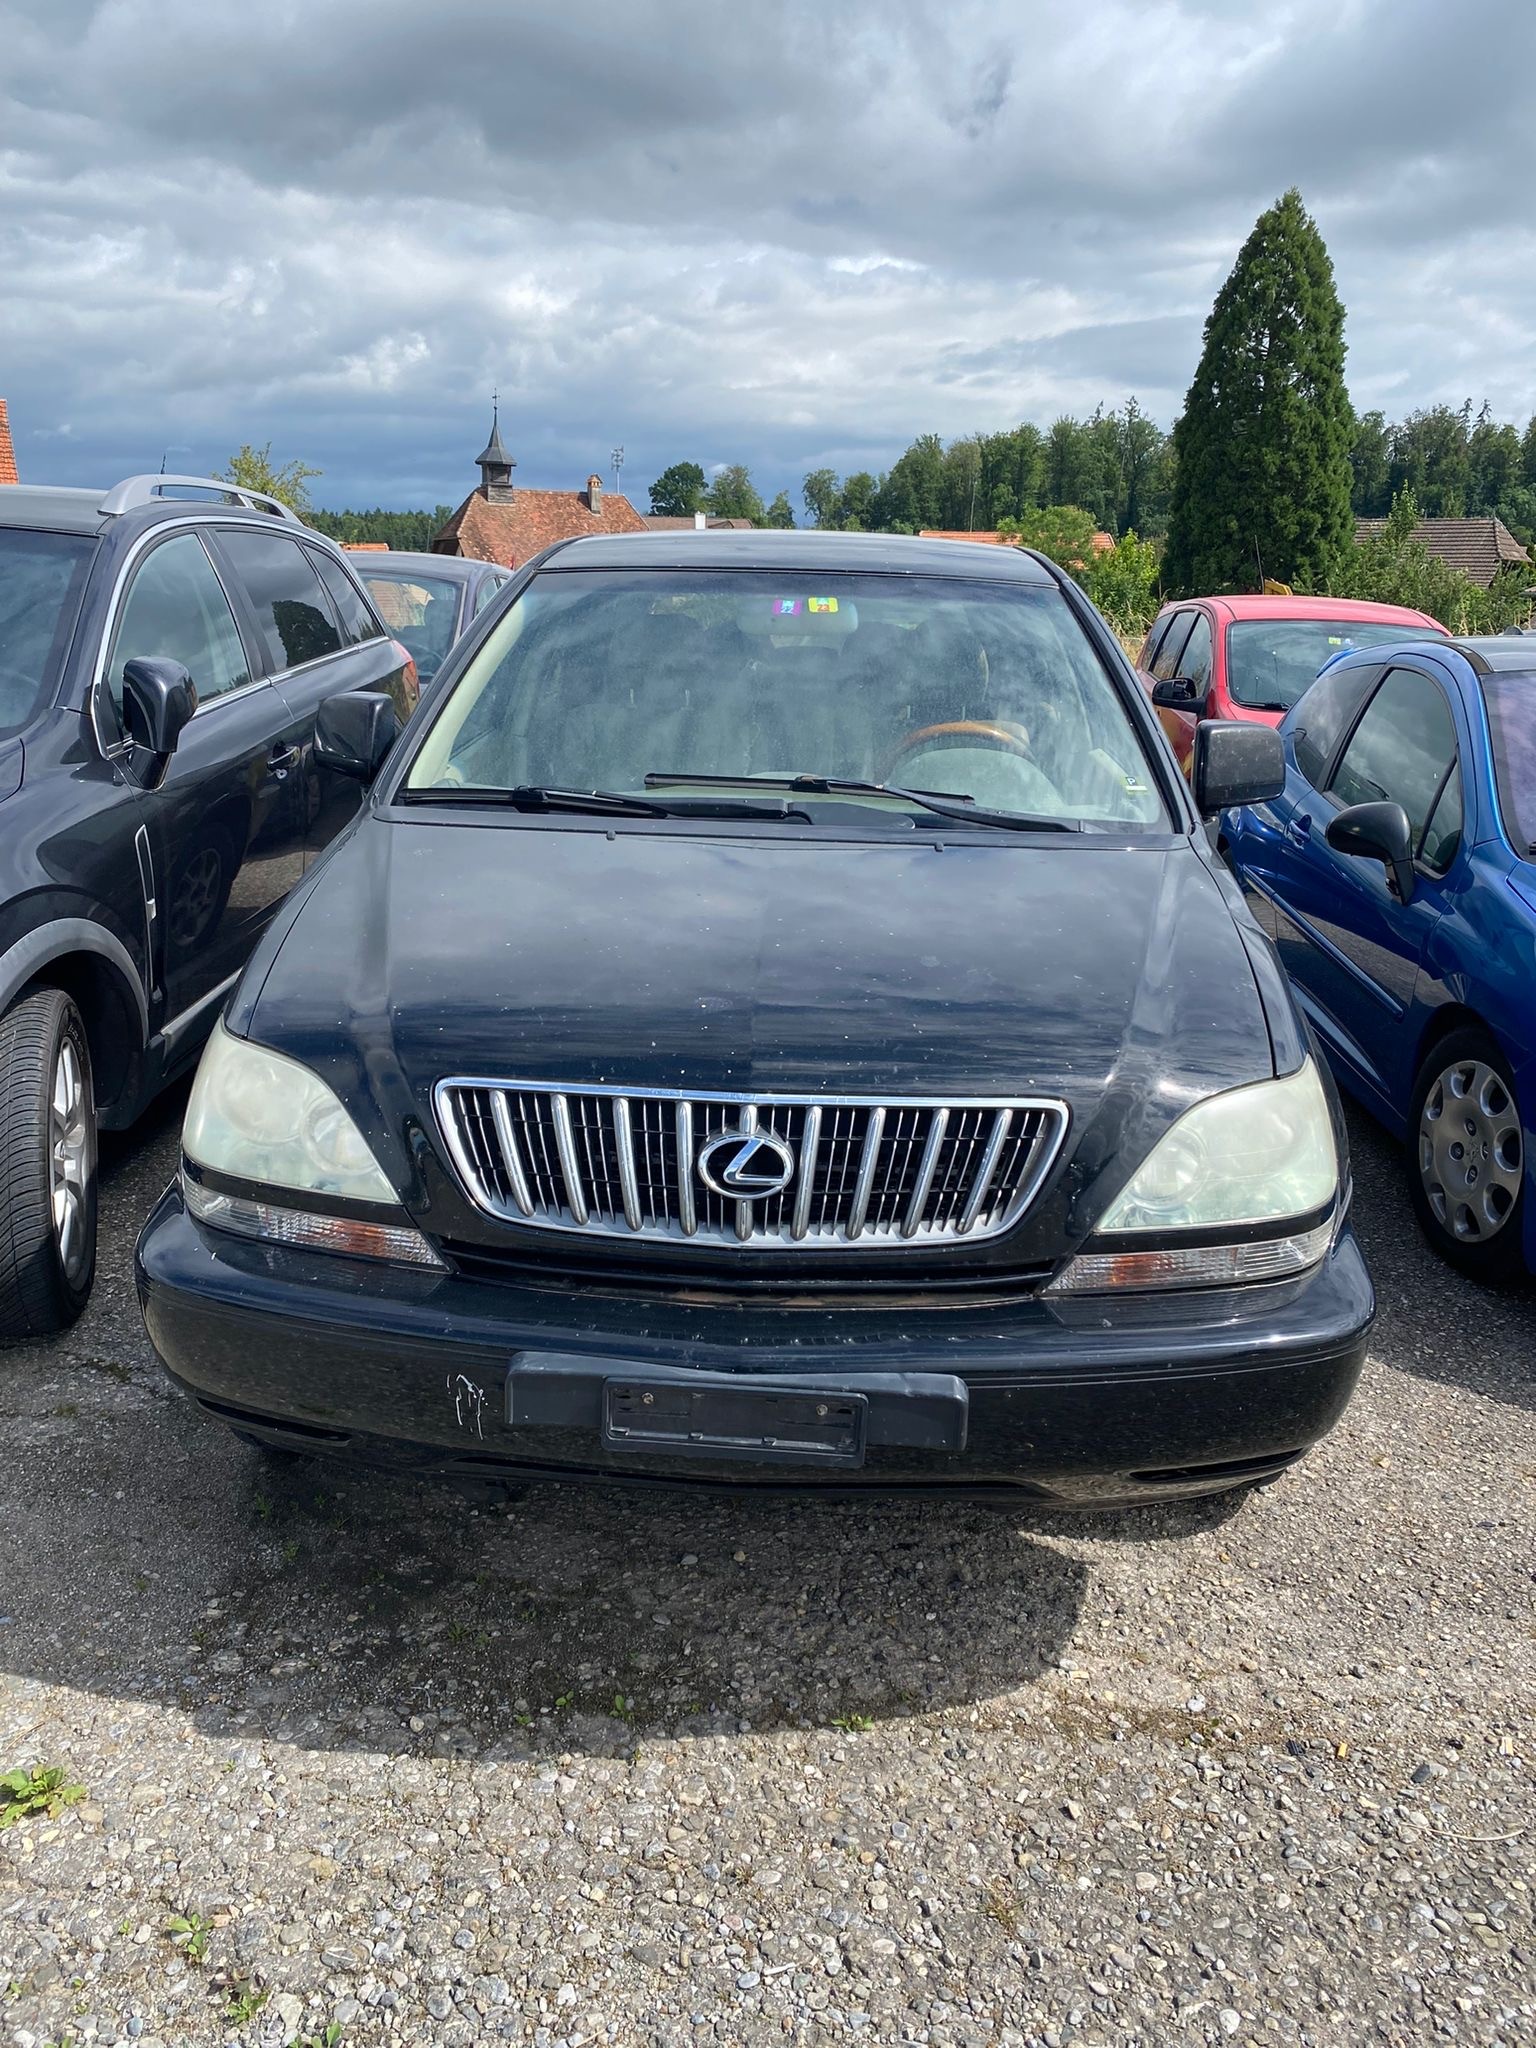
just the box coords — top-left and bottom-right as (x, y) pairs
(223, 1981), (267, 2022)
(981, 1879), (1021, 1932)
(0, 1765), (85, 1828)
(831, 1714), (875, 1733)
(291, 2026), (343, 2048)
(165, 1910), (212, 1962)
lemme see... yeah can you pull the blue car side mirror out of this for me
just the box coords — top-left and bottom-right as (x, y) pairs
(1326, 801), (1416, 903)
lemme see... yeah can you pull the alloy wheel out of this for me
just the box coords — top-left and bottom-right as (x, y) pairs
(1418, 1057), (1523, 1245)
(50, 1035), (94, 1284)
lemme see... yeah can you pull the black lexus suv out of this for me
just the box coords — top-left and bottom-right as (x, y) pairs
(0, 474), (416, 1337)
(137, 531), (1375, 1506)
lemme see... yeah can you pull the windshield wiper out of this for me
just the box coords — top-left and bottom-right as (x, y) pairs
(404, 784), (670, 817)
(644, 770), (1081, 833)
(401, 783), (812, 821)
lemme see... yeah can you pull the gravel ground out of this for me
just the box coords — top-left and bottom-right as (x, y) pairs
(1, 1092), (1533, 2048)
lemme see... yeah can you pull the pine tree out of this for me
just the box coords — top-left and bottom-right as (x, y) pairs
(1163, 190), (1354, 594)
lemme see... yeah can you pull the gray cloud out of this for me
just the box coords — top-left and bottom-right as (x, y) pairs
(2, 0), (1533, 511)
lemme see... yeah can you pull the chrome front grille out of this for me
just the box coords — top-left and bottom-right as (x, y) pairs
(435, 1081), (1068, 1251)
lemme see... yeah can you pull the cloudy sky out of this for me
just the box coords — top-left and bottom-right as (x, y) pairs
(3, 0), (1534, 514)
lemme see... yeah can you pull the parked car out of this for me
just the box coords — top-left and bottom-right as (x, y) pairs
(137, 531), (1373, 1507)
(0, 473), (417, 1337)
(1137, 594), (1447, 774)
(349, 551), (509, 685)
(1224, 636), (1536, 1279)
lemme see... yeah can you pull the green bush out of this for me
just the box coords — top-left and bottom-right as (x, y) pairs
(1086, 531), (1163, 638)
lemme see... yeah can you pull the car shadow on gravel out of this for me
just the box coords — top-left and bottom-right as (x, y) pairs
(1, 1395), (1096, 1759)
(1343, 1104), (1536, 1415)
(5, 1085), (1099, 1761)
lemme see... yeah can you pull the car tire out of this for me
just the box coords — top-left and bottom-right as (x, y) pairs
(1408, 1026), (1527, 1281)
(0, 988), (98, 1341)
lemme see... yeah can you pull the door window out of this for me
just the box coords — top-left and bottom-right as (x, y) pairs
(107, 532), (250, 715)
(218, 529), (343, 673)
(1328, 667), (1459, 849)
(473, 574), (506, 616)
(1150, 610), (1195, 681)
(1290, 663), (1381, 787)
(1177, 611), (1213, 689)
(306, 546), (384, 646)
(1419, 764), (1462, 871)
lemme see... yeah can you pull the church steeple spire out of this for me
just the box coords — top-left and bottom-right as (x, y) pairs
(475, 395), (515, 502)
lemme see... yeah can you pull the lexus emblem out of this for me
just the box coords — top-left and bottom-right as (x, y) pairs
(695, 1128), (796, 1201)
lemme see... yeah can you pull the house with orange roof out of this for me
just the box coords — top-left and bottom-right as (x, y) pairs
(433, 407), (647, 567)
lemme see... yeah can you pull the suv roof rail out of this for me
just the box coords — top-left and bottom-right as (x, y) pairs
(97, 474), (304, 524)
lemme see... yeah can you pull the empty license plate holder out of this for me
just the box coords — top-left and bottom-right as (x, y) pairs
(602, 1377), (868, 1466)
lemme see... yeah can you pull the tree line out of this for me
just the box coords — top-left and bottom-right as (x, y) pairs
(649, 390), (1536, 562)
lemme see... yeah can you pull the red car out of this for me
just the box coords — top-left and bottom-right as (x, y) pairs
(1136, 594), (1447, 773)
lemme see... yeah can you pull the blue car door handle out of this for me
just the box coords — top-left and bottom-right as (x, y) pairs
(1288, 812), (1312, 845)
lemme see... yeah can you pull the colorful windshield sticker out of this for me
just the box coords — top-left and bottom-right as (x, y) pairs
(772, 598), (803, 617)
(807, 595), (839, 613)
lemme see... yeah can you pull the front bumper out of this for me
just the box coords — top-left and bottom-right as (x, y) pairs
(135, 1188), (1374, 1505)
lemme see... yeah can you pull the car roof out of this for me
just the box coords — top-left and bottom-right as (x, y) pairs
(347, 550), (484, 580)
(1447, 636), (1536, 677)
(1183, 592), (1445, 628)
(535, 529), (1058, 582)
(0, 485), (110, 535)
(0, 482), (360, 558)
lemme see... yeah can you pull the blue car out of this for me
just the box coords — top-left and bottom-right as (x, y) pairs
(1225, 634), (1536, 1280)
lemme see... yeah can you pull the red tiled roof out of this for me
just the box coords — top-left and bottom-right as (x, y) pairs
(641, 514), (757, 531)
(920, 527), (1115, 554)
(0, 400), (17, 486)
(435, 484), (647, 566)
(342, 541), (390, 552)
(1354, 515), (1531, 589)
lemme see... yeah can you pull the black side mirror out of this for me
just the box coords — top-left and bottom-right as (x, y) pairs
(1326, 800), (1417, 902)
(1191, 718), (1284, 815)
(1151, 674), (1209, 717)
(315, 691), (398, 782)
(121, 656), (196, 758)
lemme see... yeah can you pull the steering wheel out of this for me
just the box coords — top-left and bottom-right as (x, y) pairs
(884, 720), (1031, 780)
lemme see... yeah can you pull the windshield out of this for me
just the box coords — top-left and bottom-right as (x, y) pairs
(359, 568), (462, 677)
(1482, 673), (1536, 853)
(1228, 618), (1426, 711)
(0, 529), (94, 737)
(404, 570), (1166, 829)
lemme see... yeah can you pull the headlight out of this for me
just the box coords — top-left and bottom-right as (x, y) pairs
(1049, 1059), (1338, 1293)
(182, 1020), (442, 1267)
(185, 1020), (396, 1198)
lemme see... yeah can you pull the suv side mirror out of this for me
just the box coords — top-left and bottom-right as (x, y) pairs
(1326, 800), (1417, 903)
(315, 691), (398, 782)
(1191, 718), (1284, 816)
(1151, 674), (1209, 717)
(121, 657), (196, 758)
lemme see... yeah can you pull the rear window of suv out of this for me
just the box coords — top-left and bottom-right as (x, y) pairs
(0, 529), (94, 738)
(406, 570), (1168, 830)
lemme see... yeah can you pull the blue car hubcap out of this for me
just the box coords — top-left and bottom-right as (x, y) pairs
(1419, 1057), (1523, 1244)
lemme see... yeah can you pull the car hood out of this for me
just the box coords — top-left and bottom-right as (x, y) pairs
(233, 817), (1280, 1253)
(245, 814), (1271, 1089)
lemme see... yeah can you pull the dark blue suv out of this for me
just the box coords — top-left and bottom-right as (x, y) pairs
(0, 473), (416, 1336)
